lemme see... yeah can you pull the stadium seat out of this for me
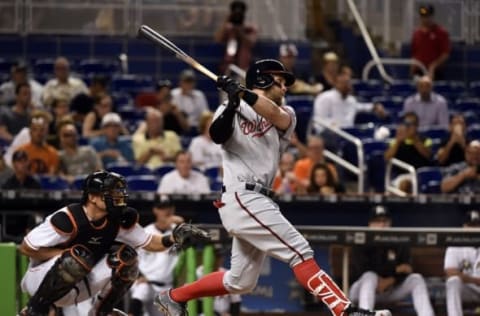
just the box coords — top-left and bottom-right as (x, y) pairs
(470, 81), (480, 97)
(38, 176), (70, 191)
(366, 150), (386, 192)
(111, 92), (133, 108)
(420, 127), (448, 140)
(71, 175), (88, 190)
(77, 59), (119, 76)
(0, 58), (14, 74)
(388, 80), (416, 97)
(467, 124), (480, 140)
(111, 74), (154, 94)
(126, 175), (158, 192)
(416, 167), (442, 194)
(135, 92), (157, 107)
(107, 162), (152, 177)
(204, 166), (221, 182)
(210, 180), (223, 192)
(343, 126), (375, 139)
(363, 139), (388, 158)
(454, 98), (480, 113)
(117, 105), (146, 121)
(153, 164), (175, 178)
(33, 59), (56, 76)
(286, 95), (314, 109)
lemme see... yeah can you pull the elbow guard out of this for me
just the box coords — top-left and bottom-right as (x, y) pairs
(209, 106), (236, 144)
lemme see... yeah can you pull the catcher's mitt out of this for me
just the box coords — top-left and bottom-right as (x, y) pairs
(171, 223), (211, 251)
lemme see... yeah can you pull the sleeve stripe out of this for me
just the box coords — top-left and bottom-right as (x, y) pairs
(138, 233), (153, 249)
(24, 236), (39, 251)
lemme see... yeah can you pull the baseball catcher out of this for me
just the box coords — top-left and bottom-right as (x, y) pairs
(18, 170), (210, 316)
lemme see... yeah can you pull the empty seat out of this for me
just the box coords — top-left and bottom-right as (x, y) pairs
(71, 175), (88, 190)
(416, 167), (442, 194)
(366, 150), (386, 192)
(126, 175), (158, 192)
(153, 164), (175, 177)
(420, 127), (449, 140)
(210, 180), (223, 192)
(389, 81), (416, 97)
(111, 74), (154, 94)
(286, 95), (314, 109)
(77, 59), (119, 76)
(33, 59), (56, 75)
(107, 162), (151, 177)
(467, 124), (480, 140)
(454, 98), (480, 113)
(204, 166), (221, 182)
(39, 176), (70, 191)
(343, 126), (375, 139)
(0, 58), (14, 74)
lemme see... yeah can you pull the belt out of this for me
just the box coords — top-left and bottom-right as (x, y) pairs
(222, 183), (276, 198)
(148, 281), (169, 287)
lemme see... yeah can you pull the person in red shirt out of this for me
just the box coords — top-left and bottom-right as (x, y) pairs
(411, 4), (450, 80)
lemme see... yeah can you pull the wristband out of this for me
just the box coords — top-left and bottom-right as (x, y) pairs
(161, 235), (174, 248)
(242, 89), (258, 106)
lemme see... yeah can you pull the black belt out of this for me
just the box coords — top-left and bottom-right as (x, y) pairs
(148, 281), (169, 287)
(222, 183), (276, 198)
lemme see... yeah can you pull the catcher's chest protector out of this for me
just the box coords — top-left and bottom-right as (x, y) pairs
(61, 204), (120, 262)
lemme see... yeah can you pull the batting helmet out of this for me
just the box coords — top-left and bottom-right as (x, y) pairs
(82, 171), (128, 213)
(245, 59), (295, 89)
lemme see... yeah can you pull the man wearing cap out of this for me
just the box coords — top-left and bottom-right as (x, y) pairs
(129, 196), (184, 316)
(90, 112), (134, 166)
(349, 206), (434, 316)
(444, 210), (480, 316)
(278, 43), (323, 96)
(311, 52), (341, 91)
(411, 4), (450, 80)
(1, 150), (41, 189)
(170, 69), (209, 132)
(441, 140), (480, 194)
(0, 61), (43, 107)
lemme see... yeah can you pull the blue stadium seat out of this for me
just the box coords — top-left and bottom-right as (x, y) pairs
(117, 105), (146, 120)
(363, 139), (388, 158)
(0, 58), (14, 74)
(153, 164), (175, 178)
(126, 175), (158, 192)
(366, 150), (386, 192)
(343, 126), (375, 139)
(111, 74), (154, 94)
(454, 98), (480, 113)
(38, 176), (70, 191)
(77, 59), (120, 76)
(107, 162), (151, 177)
(210, 180), (223, 192)
(286, 95), (314, 109)
(416, 167), (442, 194)
(180, 136), (193, 149)
(33, 59), (56, 76)
(470, 81), (480, 97)
(71, 175), (88, 190)
(420, 127), (449, 140)
(389, 80), (416, 97)
(204, 167), (221, 182)
(111, 92), (133, 108)
(467, 124), (480, 140)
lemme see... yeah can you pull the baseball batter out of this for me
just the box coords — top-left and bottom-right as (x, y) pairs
(444, 210), (480, 316)
(154, 59), (391, 316)
(18, 170), (209, 316)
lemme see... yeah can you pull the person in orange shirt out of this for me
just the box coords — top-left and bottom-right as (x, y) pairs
(272, 152), (297, 194)
(16, 111), (59, 175)
(293, 136), (337, 194)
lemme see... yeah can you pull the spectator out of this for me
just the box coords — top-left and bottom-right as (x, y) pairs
(349, 205), (434, 316)
(411, 4), (450, 80)
(42, 56), (88, 108)
(90, 112), (134, 167)
(272, 152), (296, 194)
(214, 0), (257, 74)
(129, 196), (184, 316)
(47, 98), (73, 148)
(306, 163), (344, 195)
(312, 72), (386, 134)
(441, 140), (480, 194)
(402, 76), (448, 128)
(293, 136), (338, 193)
(278, 43), (322, 96)
(196, 245), (242, 316)
(188, 111), (222, 171)
(157, 151), (211, 194)
(171, 69), (209, 132)
(132, 108), (182, 170)
(16, 111), (59, 175)
(310, 52), (340, 91)
(384, 112), (433, 193)
(1, 150), (41, 190)
(58, 121), (102, 183)
(82, 95), (116, 138)
(437, 114), (467, 166)
(444, 210), (480, 316)
(0, 82), (32, 143)
(155, 80), (189, 135)
(70, 75), (109, 126)
(0, 61), (43, 107)
(0, 154), (13, 188)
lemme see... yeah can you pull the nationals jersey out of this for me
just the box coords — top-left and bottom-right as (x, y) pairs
(214, 100), (296, 189)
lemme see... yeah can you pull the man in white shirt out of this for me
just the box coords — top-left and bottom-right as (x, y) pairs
(312, 72), (385, 133)
(171, 69), (209, 132)
(157, 150), (211, 194)
(444, 210), (480, 316)
(0, 61), (43, 107)
(42, 57), (88, 108)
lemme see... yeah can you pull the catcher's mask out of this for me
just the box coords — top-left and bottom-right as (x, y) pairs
(82, 171), (128, 213)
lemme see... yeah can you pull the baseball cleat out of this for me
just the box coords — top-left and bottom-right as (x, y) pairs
(344, 305), (392, 316)
(154, 290), (188, 316)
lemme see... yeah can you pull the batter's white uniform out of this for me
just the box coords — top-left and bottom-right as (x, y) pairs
(444, 247), (480, 316)
(130, 224), (179, 316)
(21, 207), (153, 307)
(213, 100), (313, 294)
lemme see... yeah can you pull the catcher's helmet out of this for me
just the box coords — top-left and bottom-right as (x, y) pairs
(82, 171), (128, 211)
(245, 59), (295, 89)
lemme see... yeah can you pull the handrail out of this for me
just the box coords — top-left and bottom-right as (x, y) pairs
(385, 158), (418, 196)
(346, 0), (394, 84)
(312, 118), (364, 194)
(362, 58), (428, 81)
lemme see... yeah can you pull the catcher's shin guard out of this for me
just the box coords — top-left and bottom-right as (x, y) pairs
(26, 245), (94, 314)
(308, 270), (350, 316)
(91, 243), (139, 315)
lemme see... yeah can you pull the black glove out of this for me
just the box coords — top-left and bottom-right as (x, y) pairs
(217, 75), (245, 97)
(171, 223), (211, 251)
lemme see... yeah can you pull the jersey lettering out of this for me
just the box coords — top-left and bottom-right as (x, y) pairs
(240, 117), (273, 137)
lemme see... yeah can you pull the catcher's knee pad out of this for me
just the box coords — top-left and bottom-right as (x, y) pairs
(27, 245), (94, 313)
(92, 243), (139, 315)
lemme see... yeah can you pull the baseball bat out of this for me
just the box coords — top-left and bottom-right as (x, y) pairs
(137, 25), (218, 82)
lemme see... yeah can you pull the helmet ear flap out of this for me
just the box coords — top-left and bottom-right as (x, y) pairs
(254, 73), (274, 89)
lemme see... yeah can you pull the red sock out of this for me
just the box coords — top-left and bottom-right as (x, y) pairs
(293, 258), (350, 316)
(170, 271), (229, 303)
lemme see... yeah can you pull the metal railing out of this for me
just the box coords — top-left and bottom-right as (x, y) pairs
(385, 158), (418, 196)
(312, 119), (365, 194)
(362, 58), (428, 81)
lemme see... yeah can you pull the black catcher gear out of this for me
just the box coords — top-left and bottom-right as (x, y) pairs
(171, 223), (211, 251)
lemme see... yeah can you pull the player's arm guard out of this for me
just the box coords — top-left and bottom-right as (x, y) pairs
(209, 105), (237, 144)
(171, 223), (211, 251)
